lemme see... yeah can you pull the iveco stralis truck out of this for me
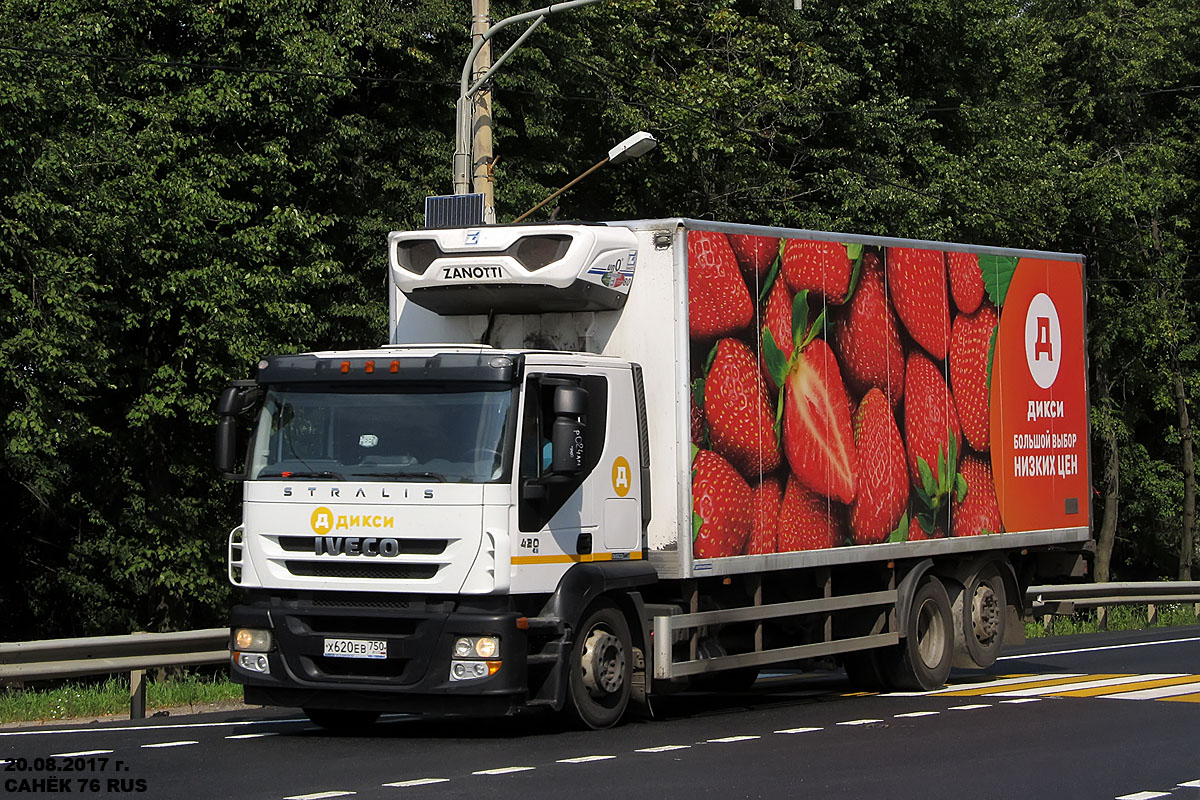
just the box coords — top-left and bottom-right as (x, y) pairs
(216, 219), (1092, 729)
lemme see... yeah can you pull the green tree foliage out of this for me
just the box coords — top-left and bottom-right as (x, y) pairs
(0, 0), (1196, 639)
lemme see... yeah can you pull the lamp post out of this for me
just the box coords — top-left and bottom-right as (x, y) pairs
(452, 0), (607, 221)
(511, 131), (658, 223)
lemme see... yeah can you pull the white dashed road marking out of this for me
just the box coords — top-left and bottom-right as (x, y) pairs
(557, 755), (616, 763)
(382, 778), (450, 788)
(284, 792), (356, 800)
(1000, 698), (1042, 704)
(837, 719), (882, 726)
(472, 766), (535, 776)
(141, 741), (198, 749)
(707, 735), (760, 743)
(226, 733), (279, 740)
(894, 711), (940, 718)
(1115, 792), (1170, 800)
(635, 745), (691, 753)
(0, 718), (308, 737)
(774, 727), (822, 734)
(1178, 779), (1200, 788)
(949, 704), (991, 710)
(50, 749), (114, 757)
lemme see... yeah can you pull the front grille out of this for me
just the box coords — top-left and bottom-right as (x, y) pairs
(276, 536), (448, 555)
(285, 561), (439, 580)
(304, 655), (412, 681)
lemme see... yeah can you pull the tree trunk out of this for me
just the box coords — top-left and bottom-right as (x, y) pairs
(1173, 356), (1195, 581)
(1094, 367), (1120, 583)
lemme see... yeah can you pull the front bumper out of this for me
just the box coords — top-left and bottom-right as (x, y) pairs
(230, 594), (530, 715)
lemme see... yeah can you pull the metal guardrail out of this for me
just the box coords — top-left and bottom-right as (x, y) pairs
(1027, 581), (1200, 613)
(0, 629), (229, 720)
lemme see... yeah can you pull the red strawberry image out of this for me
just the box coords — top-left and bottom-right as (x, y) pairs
(904, 350), (963, 490)
(782, 238), (854, 304)
(777, 474), (844, 552)
(760, 276), (793, 391)
(746, 474), (783, 554)
(688, 230), (754, 340)
(729, 233), (780, 279)
(832, 252), (905, 408)
(704, 338), (782, 478)
(908, 516), (946, 540)
(692, 448), (753, 558)
(949, 304), (998, 451)
(888, 247), (950, 360)
(952, 454), (1002, 537)
(850, 389), (908, 544)
(763, 292), (858, 505)
(948, 251), (984, 314)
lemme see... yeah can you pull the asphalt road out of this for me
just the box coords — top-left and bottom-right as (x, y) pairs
(3, 625), (1199, 800)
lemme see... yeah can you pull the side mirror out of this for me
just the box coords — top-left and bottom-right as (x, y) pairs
(215, 382), (259, 479)
(549, 385), (588, 475)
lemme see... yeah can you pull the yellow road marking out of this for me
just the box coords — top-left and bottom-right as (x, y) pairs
(938, 674), (1122, 697)
(1051, 675), (1200, 698)
(1162, 692), (1200, 704)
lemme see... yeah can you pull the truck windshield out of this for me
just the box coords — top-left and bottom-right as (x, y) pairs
(248, 384), (516, 484)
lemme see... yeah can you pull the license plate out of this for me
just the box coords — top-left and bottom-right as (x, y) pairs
(323, 638), (387, 659)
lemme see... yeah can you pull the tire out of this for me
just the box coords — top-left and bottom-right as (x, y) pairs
(842, 650), (887, 692)
(303, 708), (380, 731)
(565, 601), (632, 730)
(953, 564), (1008, 669)
(881, 576), (954, 691)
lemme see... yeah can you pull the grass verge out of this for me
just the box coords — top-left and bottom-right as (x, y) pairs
(0, 673), (243, 725)
(1025, 602), (1200, 638)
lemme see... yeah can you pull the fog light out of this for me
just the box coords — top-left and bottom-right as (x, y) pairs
(234, 628), (272, 652)
(474, 637), (499, 658)
(449, 659), (501, 682)
(235, 652), (271, 674)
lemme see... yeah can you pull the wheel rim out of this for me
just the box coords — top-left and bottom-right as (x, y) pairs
(580, 626), (626, 698)
(915, 597), (948, 670)
(972, 583), (1000, 644)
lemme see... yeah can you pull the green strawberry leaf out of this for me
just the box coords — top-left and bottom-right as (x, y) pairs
(704, 341), (720, 374)
(791, 289), (810, 348)
(692, 376), (705, 408)
(692, 509), (703, 541)
(917, 456), (938, 499)
(758, 249), (783, 306)
(800, 307), (826, 349)
(763, 328), (790, 391)
(691, 443), (700, 464)
(915, 510), (936, 536)
(773, 387), (785, 439)
(986, 324), (998, 394)
(955, 472), (968, 503)
(936, 446), (948, 493)
(914, 483), (933, 509)
(979, 255), (1019, 307)
(887, 512), (910, 543)
(843, 244), (864, 302)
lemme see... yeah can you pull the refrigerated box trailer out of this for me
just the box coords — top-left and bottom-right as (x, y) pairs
(217, 219), (1091, 729)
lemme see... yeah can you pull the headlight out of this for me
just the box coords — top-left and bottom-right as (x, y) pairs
(451, 635), (500, 659)
(453, 637), (474, 657)
(234, 628), (273, 652)
(474, 636), (499, 658)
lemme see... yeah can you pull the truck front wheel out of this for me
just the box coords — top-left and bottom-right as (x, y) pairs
(566, 601), (632, 729)
(881, 576), (953, 691)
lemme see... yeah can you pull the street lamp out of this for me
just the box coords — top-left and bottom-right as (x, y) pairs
(511, 131), (658, 224)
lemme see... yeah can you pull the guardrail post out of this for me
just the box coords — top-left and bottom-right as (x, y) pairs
(130, 669), (146, 719)
(1146, 603), (1157, 626)
(1096, 606), (1107, 630)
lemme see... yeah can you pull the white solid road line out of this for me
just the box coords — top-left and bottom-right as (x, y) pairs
(50, 750), (114, 758)
(381, 778), (450, 788)
(990, 674), (1184, 697)
(141, 740), (199, 749)
(635, 745), (690, 753)
(998, 635), (1200, 661)
(557, 755), (617, 763)
(0, 718), (308, 738)
(472, 766), (535, 775)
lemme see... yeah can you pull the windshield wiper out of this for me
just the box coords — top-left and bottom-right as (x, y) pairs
(263, 470), (346, 480)
(352, 471), (448, 482)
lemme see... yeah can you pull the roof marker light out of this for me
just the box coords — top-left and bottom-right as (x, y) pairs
(340, 361), (350, 373)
